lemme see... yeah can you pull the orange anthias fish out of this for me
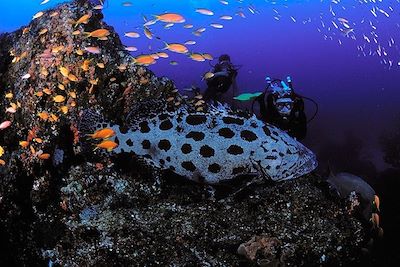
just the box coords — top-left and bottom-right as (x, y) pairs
(373, 195), (380, 211)
(195, 8), (214, 16)
(144, 27), (153, 39)
(133, 55), (156, 66)
(156, 52), (169, 58)
(85, 46), (101, 54)
(164, 43), (188, 54)
(202, 53), (213, 60)
(81, 59), (91, 71)
(59, 66), (69, 77)
(53, 95), (66, 103)
(38, 153), (51, 160)
(85, 29), (110, 38)
(155, 13), (185, 23)
(74, 13), (92, 27)
(0, 121), (12, 130)
(190, 53), (205, 62)
(88, 128), (116, 139)
(32, 11), (44, 20)
(19, 141), (29, 148)
(95, 140), (118, 152)
(124, 32), (140, 38)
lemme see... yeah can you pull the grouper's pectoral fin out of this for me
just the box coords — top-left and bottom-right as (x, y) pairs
(220, 173), (271, 202)
(251, 159), (275, 182)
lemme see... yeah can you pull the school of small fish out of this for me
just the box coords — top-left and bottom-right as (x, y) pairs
(80, 0), (399, 69)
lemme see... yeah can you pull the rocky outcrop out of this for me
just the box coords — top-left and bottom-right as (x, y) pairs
(0, 1), (370, 266)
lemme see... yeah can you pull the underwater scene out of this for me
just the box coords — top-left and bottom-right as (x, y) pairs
(0, 0), (399, 266)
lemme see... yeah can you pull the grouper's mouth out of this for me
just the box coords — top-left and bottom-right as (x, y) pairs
(297, 150), (318, 177)
(275, 143), (318, 181)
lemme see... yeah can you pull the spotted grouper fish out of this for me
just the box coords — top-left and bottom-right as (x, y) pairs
(90, 104), (317, 184)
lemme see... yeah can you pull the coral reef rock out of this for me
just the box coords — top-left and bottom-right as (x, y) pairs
(0, 1), (370, 266)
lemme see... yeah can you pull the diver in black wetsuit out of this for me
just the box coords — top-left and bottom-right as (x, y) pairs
(257, 77), (307, 140)
(203, 54), (238, 105)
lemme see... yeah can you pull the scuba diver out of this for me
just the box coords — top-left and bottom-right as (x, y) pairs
(255, 76), (308, 140)
(203, 54), (238, 105)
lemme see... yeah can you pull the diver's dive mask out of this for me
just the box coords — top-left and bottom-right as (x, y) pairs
(275, 98), (294, 117)
(218, 60), (232, 71)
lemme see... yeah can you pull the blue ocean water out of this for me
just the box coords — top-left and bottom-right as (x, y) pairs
(1, 0), (399, 171)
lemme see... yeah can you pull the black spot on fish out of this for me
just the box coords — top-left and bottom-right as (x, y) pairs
(182, 161), (196, 172)
(235, 110), (251, 118)
(158, 113), (169, 120)
(119, 125), (129, 134)
(126, 139), (133, 147)
(169, 166), (175, 171)
(159, 119), (173, 130)
(279, 152), (285, 157)
(232, 166), (245, 175)
(250, 121), (258, 128)
(276, 165), (281, 170)
(159, 159), (165, 165)
(144, 154), (152, 159)
(266, 156), (277, 160)
(286, 149), (292, 155)
(186, 131), (205, 141)
(166, 156), (171, 162)
(210, 117), (218, 128)
(176, 126), (184, 133)
(139, 121), (150, 133)
(262, 126), (271, 136)
(208, 163), (221, 173)
(218, 127), (235, 138)
(186, 114), (207, 125)
(200, 145), (214, 158)
(222, 116), (244, 125)
(181, 144), (192, 154)
(114, 136), (119, 145)
(142, 140), (150, 149)
(281, 139), (290, 146)
(240, 130), (258, 142)
(270, 135), (279, 142)
(158, 139), (171, 151)
(227, 145), (243, 155)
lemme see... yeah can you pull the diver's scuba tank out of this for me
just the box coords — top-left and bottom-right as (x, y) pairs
(287, 76), (293, 90)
